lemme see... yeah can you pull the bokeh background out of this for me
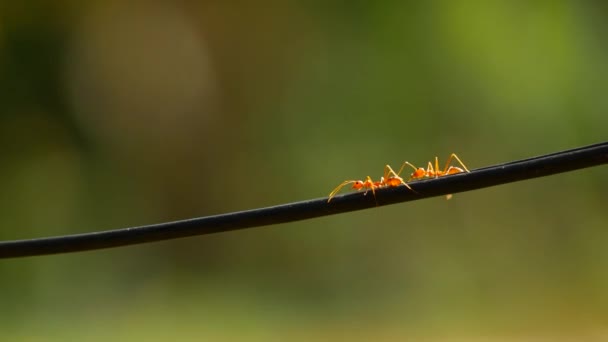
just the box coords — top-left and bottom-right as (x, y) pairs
(1, 1), (607, 340)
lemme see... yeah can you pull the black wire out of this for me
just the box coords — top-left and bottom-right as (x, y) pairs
(1, 141), (607, 259)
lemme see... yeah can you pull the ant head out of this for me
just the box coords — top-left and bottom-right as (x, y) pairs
(351, 180), (365, 190)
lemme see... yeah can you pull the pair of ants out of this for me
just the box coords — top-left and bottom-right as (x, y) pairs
(327, 153), (470, 203)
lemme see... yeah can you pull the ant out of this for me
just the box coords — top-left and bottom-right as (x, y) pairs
(396, 153), (470, 199)
(327, 176), (380, 203)
(398, 153), (470, 180)
(327, 164), (414, 203)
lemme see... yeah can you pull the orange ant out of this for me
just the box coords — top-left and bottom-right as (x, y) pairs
(398, 153), (470, 180)
(327, 164), (414, 203)
(396, 153), (470, 199)
(327, 176), (380, 203)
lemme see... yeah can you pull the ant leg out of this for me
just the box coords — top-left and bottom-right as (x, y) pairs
(368, 176), (378, 205)
(444, 153), (470, 173)
(396, 161), (419, 177)
(384, 164), (399, 179)
(361, 176), (373, 195)
(383, 165), (415, 192)
(428, 160), (437, 178)
(328, 180), (357, 203)
(434, 157), (441, 178)
(381, 166), (392, 187)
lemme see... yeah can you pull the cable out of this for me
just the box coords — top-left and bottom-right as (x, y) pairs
(0, 141), (607, 259)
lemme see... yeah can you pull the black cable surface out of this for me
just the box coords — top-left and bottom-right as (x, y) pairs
(1, 142), (607, 259)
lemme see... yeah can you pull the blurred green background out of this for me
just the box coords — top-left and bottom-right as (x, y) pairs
(1, 1), (607, 340)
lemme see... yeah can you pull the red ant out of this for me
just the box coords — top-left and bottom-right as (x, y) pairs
(327, 176), (380, 203)
(327, 164), (414, 203)
(398, 153), (470, 180)
(396, 153), (470, 199)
